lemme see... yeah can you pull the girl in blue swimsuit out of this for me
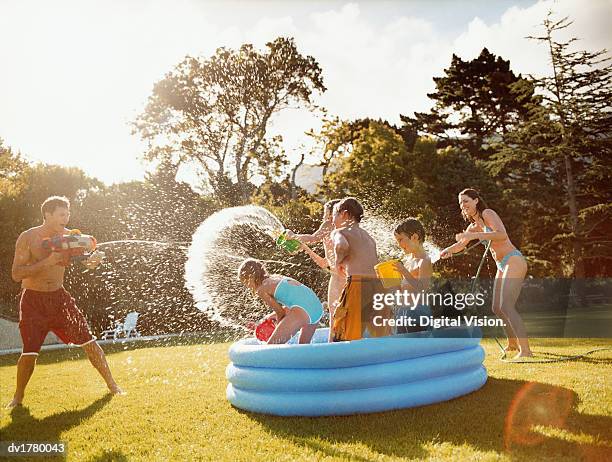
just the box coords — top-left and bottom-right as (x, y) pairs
(238, 259), (323, 344)
(440, 188), (532, 359)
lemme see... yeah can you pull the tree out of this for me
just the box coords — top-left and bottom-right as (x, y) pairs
(495, 14), (612, 277)
(133, 37), (326, 203)
(0, 139), (29, 197)
(322, 121), (411, 214)
(401, 48), (538, 158)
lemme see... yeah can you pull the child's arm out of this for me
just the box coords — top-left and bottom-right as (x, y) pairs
(299, 241), (329, 270)
(286, 222), (328, 244)
(394, 260), (430, 292)
(257, 288), (287, 321)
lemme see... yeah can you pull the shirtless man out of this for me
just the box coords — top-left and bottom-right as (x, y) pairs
(7, 196), (123, 409)
(329, 197), (391, 341)
(287, 200), (344, 321)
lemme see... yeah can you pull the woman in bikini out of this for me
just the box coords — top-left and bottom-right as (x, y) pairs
(440, 188), (532, 358)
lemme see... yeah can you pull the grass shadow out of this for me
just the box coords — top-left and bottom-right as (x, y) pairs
(2, 394), (112, 441)
(244, 377), (611, 461)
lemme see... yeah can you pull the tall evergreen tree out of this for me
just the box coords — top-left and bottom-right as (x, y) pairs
(494, 14), (612, 277)
(401, 48), (538, 158)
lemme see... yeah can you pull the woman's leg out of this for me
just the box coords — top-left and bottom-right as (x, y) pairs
(267, 307), (310, 344)
(499, 256), (531, 357)
(492, 269), (519, 352)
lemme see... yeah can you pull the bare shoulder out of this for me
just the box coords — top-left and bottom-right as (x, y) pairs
(17, 227), (41, 244)
(332, 228), (348, 240)
(256, 283), (270, 298)
(259, 276), (279, 294)
(482, 209), (500, 221)
(482, 209), (505, 229)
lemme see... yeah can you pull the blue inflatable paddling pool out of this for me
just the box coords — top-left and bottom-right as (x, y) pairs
(226, 327), (487, 416)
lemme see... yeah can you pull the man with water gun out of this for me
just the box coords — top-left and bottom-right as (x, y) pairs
(6, 196), (123, 409)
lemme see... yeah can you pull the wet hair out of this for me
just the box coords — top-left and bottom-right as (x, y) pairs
(237, 259), (268, 288)
(335, 197), (364, 222)
(459, 188), (489, 223)
(394, 218), (425, 243)
(41, 196), (70, 219)
(324, 199), (341, 215)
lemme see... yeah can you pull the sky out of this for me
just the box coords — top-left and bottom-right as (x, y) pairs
(1, 0), (610, 186)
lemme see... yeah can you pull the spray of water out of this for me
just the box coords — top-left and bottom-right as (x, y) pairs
(98, 239), (189, 249)
(184, 205), (288, 330)
(361, 214), (442, 264)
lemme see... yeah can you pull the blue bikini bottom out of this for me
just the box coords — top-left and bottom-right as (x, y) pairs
(496, 249), (524, 272)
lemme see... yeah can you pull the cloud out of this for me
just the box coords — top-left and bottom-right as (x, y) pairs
(0, 0), (609, 184)
(452, 0), (612, 77)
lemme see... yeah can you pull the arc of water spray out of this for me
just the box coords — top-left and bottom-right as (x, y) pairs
(98, 239), (190, 249)
(185, 205), (288, 329)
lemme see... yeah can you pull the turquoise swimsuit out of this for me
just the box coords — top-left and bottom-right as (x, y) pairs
(482, 226), (524, 271)
(273, 278), (324, 325)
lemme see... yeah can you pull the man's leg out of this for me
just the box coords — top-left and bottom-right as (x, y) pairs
(6, 354), (37, 408)
(82, 341), (124, 395)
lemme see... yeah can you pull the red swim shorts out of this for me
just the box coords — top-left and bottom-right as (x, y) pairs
(19, 288), (95, 355)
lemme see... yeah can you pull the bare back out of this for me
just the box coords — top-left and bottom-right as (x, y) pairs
(13, 226), (67, 291)
(333, 225), (378, 277)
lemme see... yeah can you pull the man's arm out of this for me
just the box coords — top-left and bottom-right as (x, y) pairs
(333, 230), (350, 267)
(12, 232), (61, 282)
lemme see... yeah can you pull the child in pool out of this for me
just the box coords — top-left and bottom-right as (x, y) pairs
(238, 259), (324, 344)
(285, 199), (345, 326)
(392, 218), (433, 333)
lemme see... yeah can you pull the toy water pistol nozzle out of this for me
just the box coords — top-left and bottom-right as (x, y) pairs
(41, 229), (102, 266)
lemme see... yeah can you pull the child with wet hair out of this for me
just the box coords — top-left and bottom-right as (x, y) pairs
(392, 218), (433, 333)
(238, 259), (323, 344)
(285, 199), (345, 339)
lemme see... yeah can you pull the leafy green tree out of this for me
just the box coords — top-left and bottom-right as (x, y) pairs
(319, 119), (510, 277)
(493, 14), (612, 277)
(322, 121), (410, 214)
(401, 48), (538, 158)
(0, 139), (29, 197)
(528, 14), (611, 278)
(133, 37), (325, 203)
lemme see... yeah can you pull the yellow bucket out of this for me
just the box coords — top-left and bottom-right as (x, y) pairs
(374, 259), (403, 289)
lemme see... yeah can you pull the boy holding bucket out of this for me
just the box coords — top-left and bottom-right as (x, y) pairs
(391, 218), (433, 333)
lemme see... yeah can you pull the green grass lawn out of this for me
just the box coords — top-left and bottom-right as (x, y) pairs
(1, 338), (611, 461)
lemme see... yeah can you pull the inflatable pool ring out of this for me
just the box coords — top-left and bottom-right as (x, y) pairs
(226, 327), (487, 416)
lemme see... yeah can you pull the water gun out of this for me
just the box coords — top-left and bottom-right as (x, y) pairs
(247, 317), (278, 342)
(41, 229), (98, 266)
(275, 230), (301, 254)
